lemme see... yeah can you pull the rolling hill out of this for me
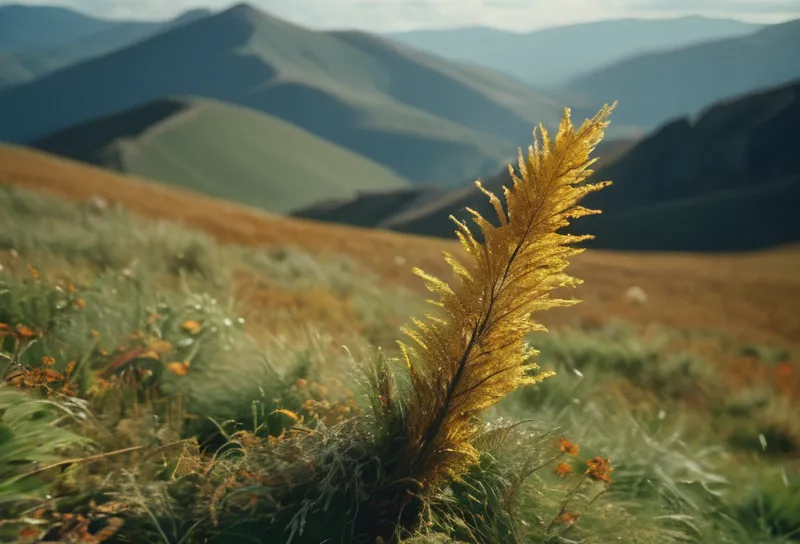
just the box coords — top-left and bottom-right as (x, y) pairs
(564, 18), (800, 130)
(0, 7), (213, 89)
(29, 96), (409, 213)
(297, 78), (800, 252)
(1, 144), (798, 345)
(0, 3), (583, 185)
(386, 16), (761, 88)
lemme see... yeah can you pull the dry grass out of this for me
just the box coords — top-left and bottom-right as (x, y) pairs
(2, 144), (799, 345)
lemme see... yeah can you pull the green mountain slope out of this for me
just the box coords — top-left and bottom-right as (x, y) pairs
(564, 18), (800, 129)
(0, 8), (213, 89)
(299, 78), (800, 251)
(0, 3), (584, 184)
(31, 96), (409, 213)
(386, 16), (761, 88)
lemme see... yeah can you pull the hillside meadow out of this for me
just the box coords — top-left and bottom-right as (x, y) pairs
(1, 137), (799, 542)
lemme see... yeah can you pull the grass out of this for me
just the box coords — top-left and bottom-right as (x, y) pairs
(2, 144), (799, 346)
(0, 180), (798, 543)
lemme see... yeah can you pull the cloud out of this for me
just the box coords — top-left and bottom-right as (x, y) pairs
(3, 0), (799, 30)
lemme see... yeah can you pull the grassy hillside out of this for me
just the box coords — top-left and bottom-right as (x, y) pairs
(316, 78), (800, 252)
(1, 160), (799, 543)
(0, 3), (581, 184)
(29, 96), (409, 213)
(0, 8), (213, 89)
(564, 18), (800, 129)
(2, 143), (799, 345)
(387, 16), (761, 88)
(0, 4), (117, 51)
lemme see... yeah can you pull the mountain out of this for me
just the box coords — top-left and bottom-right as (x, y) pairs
(564, 19), (800, 130)
(386, 16), (761, 88)
(0, 3), (584, 185)
(0, 4), (117, 51)
(294, 137), (636, 228)
(299, 78), (800, 251)
(30, 96), (409, 213)
(0, 8), (213, 89)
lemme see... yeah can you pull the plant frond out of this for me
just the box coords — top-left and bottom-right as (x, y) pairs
(398, 103), (616, 487)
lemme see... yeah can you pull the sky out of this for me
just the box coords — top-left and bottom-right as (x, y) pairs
(4, 0), (800, 31)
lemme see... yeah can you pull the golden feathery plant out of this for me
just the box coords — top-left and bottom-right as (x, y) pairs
(396, 103), (616, 488)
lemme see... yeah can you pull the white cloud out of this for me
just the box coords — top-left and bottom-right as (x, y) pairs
(3, 0), (799, 30)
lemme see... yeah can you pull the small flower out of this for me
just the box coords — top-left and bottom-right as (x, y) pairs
(556, 511), (580, 525)
(28, 266), (40, 280)
(41, 356), (56, 367)
(294, 378), (308, 388)
(66, 282), (76, 293)
(166, 361), (190, 376)
(554, 462), (572, 478)
(559, 437), (580, 456)
(273, 409), (301, 423)
(16, 324), (36, 338)
(90, 329), (100, 339)
(139, 350), (161, 360)
(65, 361), (76, 377)
(75, 298), (86, 309)
(182, 320), (202, 334)
(586, 456), (613, 483)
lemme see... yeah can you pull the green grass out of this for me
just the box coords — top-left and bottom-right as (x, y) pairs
(0, 185), (798, 543)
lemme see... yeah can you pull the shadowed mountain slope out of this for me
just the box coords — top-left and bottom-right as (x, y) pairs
(297, 78), (800, 251)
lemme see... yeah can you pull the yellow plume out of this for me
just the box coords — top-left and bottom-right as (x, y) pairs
(397, 103), (616, 486)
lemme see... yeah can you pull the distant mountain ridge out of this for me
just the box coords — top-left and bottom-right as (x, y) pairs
(0, 4), (119, 51)
(0, 7), (213, 88)
(387, 16), (762, 88)
(0, 2), (591, 185)
(564, 18), (800, 130)
(295, 78), (800, 251)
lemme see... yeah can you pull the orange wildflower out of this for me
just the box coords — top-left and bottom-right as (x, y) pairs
(586, 456), (614, 483)
(65, 361), (76, 377)
(66, 282), (76, 293)
(75, 298), (86, 309)
(28, 266), (39, 280)
(554, 462), (573, 478)
(16, 324), (36, 339)
(41, 356), (56, 367)
(166, 361), (190, 376)
(776, 362), (794, 379)
(558, 437), (580, 456)
(182, 320), (202, 334)
(556, 511), (580, 525)
(90, 329), (100, 339)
